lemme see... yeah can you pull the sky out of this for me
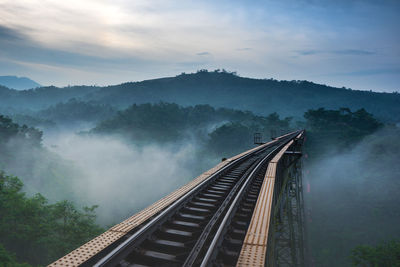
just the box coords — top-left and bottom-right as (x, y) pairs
(0, 0), (399, 92)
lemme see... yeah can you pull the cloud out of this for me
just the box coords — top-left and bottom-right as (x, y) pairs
(177, 61), (208, 68)
(0, 1), (260, 85)
(295, 49), (319, 55)
(0, 25), (23, 41)
(331, 49), (375, 55)
(196, 52), (211, 56)
(0, 21), (168, 86)
(295, 49), (375, 56)
(333, 68), (400, 76)
(236, 47), (252, 51)
(0, 34), (154, 70)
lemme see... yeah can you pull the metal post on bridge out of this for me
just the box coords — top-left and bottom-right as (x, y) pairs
(254, 132), (263, 145)
(270, 129), (277, 140)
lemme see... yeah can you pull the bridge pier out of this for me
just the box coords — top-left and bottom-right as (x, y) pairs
(266, 138), (307, 267)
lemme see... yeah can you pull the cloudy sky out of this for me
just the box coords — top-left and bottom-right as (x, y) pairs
(0, 0), (399, 92)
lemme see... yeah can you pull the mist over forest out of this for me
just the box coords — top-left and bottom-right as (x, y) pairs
(0, 72), (399, 266)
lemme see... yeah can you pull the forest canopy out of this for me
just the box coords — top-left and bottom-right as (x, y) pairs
(0, 171), (103, 266)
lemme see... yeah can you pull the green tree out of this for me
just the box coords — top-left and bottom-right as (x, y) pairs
(92, 103), (293, 146)
(0, 244), (32, 267)
(304, 107), (382, 157)
(350, 240), (400, 266)
(0, 171), (103, 266)
(0, 115), (42, 147)
(207, 122), (255, 157)
(0, 115), (19, 144)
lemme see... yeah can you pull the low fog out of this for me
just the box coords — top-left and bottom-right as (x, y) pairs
(304, 127), (400, 266)
(1, 122), (221, 226)
(44, 132), (218, 224)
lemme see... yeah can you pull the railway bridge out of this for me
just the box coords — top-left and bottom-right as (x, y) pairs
(50, 130), (306, 267)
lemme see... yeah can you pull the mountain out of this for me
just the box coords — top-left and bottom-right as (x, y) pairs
(0, 71), (399, 122)
(0, 75), (41, 90)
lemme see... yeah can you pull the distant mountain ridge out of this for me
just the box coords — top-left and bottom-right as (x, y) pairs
(0, 75), (41, 90)
(0, 71), (399, 122)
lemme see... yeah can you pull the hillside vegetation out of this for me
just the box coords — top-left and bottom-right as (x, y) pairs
(0, 70), (399, 122)
(92, 102), (291, 155)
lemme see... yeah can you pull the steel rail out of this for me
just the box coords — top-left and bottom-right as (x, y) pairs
(93, 137), (283, 266)
(199, 138), (292, 267)
(184, 139), (288, 266)
(200, 131), (302, 266)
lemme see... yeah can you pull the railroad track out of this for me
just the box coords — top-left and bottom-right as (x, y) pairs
(87, 131), (301, 267)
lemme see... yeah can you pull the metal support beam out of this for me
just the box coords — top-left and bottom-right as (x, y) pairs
(266, 142), (307, 267)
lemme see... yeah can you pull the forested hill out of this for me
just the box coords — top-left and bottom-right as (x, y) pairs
(1, 70), (399, 122)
